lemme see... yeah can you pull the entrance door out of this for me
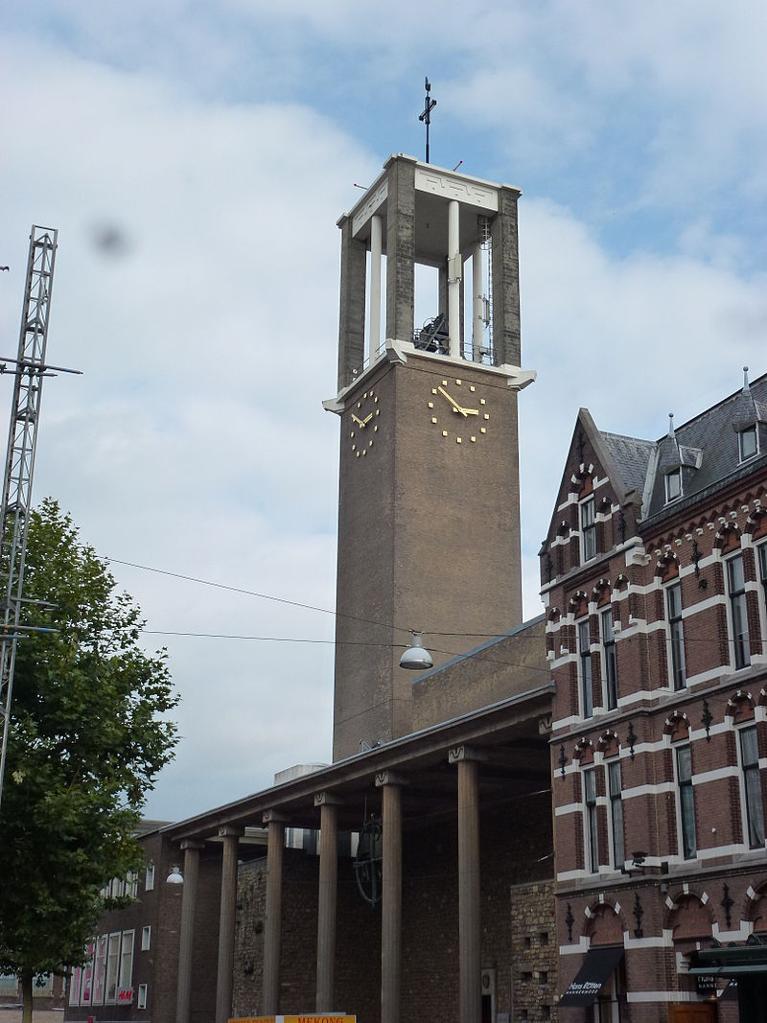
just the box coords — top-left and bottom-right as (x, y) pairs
(667, 1005), (717, 1023)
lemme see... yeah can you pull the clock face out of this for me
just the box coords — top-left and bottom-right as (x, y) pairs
(348, 387), (381, 458)
(427, 377), (490, 444)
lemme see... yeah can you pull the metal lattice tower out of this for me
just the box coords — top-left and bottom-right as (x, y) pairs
(0, 226), (58, 813)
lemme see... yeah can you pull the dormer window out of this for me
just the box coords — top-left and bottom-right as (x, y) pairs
(664, 468), (681, 504)
(738, 424), (758, 463)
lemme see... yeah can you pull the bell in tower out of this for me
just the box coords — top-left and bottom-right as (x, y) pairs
(324, 154), (535, 760)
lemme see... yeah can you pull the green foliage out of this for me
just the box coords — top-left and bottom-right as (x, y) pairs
(0, 499), (178, 977)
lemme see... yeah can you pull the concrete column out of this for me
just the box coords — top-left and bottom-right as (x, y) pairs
(490, 187), (522, 367)
(262, 811), (288, 1015)
(472, 243), (484, 361)
(369, 214), (383, 361)
(384, 155), (416, 343)
(376, 771), (405, 1023)
(175, 840), (205, 1023)
(315, 793), (342, 1011)
(450, 747), (481, 1023)
(215, 826), (242, 1023)
(337, 215), (367, 391)
(447, 199), (461, 359)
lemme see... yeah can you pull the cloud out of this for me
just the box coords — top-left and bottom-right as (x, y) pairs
(4, 12), (767, 820)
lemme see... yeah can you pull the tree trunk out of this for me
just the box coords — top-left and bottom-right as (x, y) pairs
(21, 969), (33, 1023)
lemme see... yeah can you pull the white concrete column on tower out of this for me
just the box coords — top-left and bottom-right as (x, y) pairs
(369, 214), (383, 361)
(448, 200), (461, 358)
(472, 243), (484, 361)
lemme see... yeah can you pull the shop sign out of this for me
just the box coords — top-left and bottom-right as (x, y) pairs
(117, 988), (134, 1003)
(229, 1015), (356, 1023)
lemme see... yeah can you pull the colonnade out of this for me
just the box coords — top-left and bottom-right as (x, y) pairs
(174, 747), (483, 1023)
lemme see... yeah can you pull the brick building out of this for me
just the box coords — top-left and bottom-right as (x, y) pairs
(541, 373), (767, 1022)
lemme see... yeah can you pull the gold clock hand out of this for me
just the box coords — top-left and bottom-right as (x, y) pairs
(461, 408), (479, 416)
(437, 386), (468, 417)
(362, 413), (374, 426)
(352, 414), (365, 427)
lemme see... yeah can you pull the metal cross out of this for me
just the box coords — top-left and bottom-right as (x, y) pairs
(418, 77), (437, 164)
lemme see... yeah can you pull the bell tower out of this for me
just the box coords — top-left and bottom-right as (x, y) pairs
(325, 154), (535, 759)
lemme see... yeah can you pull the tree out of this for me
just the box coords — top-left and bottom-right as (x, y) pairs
(0, 499), (178, 1021)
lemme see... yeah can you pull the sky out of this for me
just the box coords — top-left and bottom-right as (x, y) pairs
(2, 0), (767, 820)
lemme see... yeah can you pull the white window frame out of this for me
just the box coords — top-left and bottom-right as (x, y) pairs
(118, 929), (134, 1000)
(665, 580), (686, 690)
(580, 495), (597, 564)
(141, 925), (151, 951)
(726, 551), (751, 671)
(69, 968), (82, 1007)
(607, 759), (624, 870)
(92, 934), (108, 1006)
(738, 424), (759, 463)
(144, 862), (155, 892)
(583, 768), (599, 873)
(675, 744), (696, 860)
(578, 618), (593, 719)
(137, 983), (148, 1010)
(600, 606), (618, 710)
(736, 723), (766, 850)
(105, 931), (121, 1005)
(664, 468), (682, 504)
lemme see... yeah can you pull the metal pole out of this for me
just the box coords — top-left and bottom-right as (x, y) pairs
(0, 226), (58, 814)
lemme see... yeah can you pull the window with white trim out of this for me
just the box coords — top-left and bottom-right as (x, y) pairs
(739, 725), (765, 849)
(607, 760), (624, 869)
(666, 582), (686, 690)
(739, 425), (758, 463)
(92, 935), (107, 1005)
(584, 769), (599, 872)
(137, 984), (148, 1010)
(118, 930), (134, 1001)
(676, 745), (696, 859)
(105, 932), (121, 1004)
(580, 497), (596, 563)
(144, 863), (155, 892)
(126, 871), (138, 899)
(141, 925), (151, 951)
(727, 553), (751, 670)
(79, 941), (95, 1005)
(69, 968), (81, 1007)
(665, 468), (682, 503)
(601, 608), (618, 710)
(578, 619), (593, 718)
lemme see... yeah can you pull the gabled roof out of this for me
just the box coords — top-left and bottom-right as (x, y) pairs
(548, 370), (767, 537)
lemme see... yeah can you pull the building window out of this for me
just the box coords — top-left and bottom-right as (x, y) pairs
(677, 746), (696, 859)
(727, 553), (751, 670)
(601, 608), (618, 710)
(126, 871), (138, 899)
(740, 726), (765, 849)
(666, 582), (686, 690)
(608, 760), (624, 869)
(144, 863), (155, 892)
(118, 930), (134, 1001)
(69, 969), (81, 1007)
(584, 769), (599, 872)
(665, 468), (682, 503)
(579, 620), (593, 718)
(580, 497), (597, 563)
(105, 933), (121, 1004)
(739, 425), (758, 462)
(92, 935), (107, 1005)
(141, 925), (151, 951)
(137, 984), (148, 1010)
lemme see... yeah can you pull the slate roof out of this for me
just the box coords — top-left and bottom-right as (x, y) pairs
(593, 371), (767, 523)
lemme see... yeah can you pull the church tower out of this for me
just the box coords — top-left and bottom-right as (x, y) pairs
(325, 154), (535, 759)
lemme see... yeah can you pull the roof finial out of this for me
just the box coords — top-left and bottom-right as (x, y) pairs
(743, 365), (750, 393)
(667, 412), (675, 438)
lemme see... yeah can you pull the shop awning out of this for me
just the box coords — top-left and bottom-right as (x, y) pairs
(688, 940), (767, 979)
(559, 946), (625, 1007)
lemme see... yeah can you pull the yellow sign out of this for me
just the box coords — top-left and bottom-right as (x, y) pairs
(230, 1016), (356, 1023)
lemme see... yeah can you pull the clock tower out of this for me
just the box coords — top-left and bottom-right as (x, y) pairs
(325, 154), (535, 759)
